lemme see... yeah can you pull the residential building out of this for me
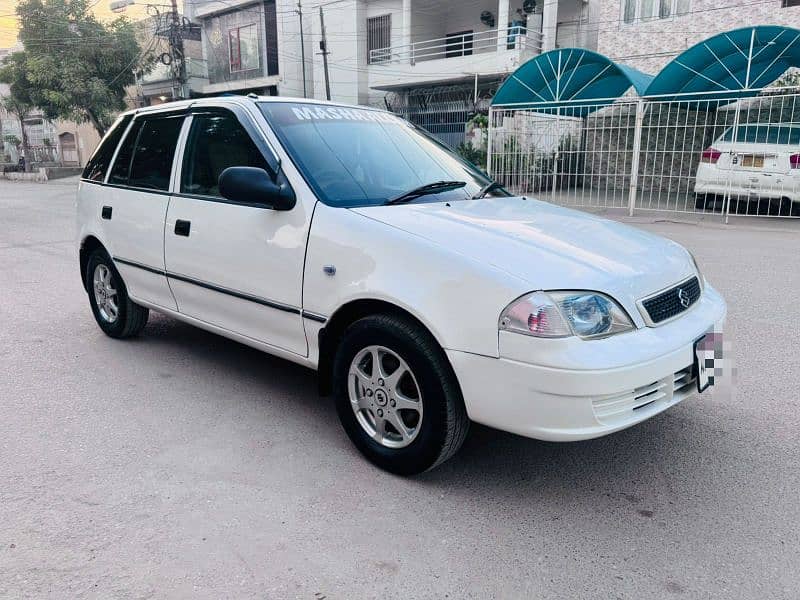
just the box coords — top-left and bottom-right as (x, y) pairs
(128, 13), (208, 106)
(188, 0), (596, 101)
(270, 0), (599, 147)
(190, 0), (281, 96)
(0, 82), (57, 165)
(0, 83), (100, 167)
(597, 0), (800, 74)
(53, 121), (101, 167)
(277, 0), (600, 105)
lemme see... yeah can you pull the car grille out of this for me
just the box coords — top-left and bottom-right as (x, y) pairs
(592, 366), (695, 425)
(642, 276), (701, 324)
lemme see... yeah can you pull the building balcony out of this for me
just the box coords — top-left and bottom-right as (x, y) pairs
(368, 27), (543, 90)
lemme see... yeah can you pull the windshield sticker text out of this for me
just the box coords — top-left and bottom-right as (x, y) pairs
(290, 106), (403, 124)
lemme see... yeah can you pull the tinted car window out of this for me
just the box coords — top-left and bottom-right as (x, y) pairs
(82, 114), (132, 182)
(108, 120), (143, 185)
(181, 112), (270, 197)
(127, 116), (184, 190)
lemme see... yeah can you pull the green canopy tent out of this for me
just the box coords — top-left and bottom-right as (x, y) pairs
(491, 48), (653, 115)
(644, 26), (800, 102)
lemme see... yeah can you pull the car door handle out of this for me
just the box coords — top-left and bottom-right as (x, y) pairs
(174, 219), (191, 237)
(101, 206), (112, 220)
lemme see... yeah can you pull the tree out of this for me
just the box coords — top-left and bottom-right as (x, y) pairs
(0, 52), (36, 169)
(1, 96), (33, 169)
(12, 0), (142, 136)
(775, 68), (800, 89)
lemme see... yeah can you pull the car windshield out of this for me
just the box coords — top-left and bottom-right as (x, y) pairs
(259, 102), (500, 208)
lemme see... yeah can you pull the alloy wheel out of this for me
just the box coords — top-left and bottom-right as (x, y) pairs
(348, 345), (423, 449)
(93, 263), (119, 323)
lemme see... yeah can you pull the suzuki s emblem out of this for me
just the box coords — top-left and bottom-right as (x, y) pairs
(678, 288), (691, 308)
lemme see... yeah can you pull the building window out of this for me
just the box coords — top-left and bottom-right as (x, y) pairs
(640, 0), (658, 20)
(445, 30), (474, 57)
(229, 23), (259, 72)
(623, 0), (690, 23)
(623, 0), (636, 23)
(367, 14), (391, 64)
(783, 0), (800, 6)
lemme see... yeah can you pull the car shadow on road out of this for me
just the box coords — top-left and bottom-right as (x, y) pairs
(137, 312), (736, 498)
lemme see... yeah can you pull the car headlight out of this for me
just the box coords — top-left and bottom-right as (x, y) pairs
(499, 291), (635, 339)
(688, 250), (704, 288)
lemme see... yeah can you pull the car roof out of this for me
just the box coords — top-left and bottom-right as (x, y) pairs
(123, 96), (387, 118)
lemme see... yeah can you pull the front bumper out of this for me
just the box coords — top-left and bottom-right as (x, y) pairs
(447, 284), (727, 442)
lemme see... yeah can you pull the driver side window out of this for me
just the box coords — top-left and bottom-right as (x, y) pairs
(181, 112), (270, 197)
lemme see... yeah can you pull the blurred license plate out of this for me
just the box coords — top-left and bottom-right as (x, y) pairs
(694, 335), (713, 393)
(740, 154), (764, 168)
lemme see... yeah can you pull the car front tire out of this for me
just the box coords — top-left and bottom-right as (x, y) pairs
(332, 314), (469, 475)
(86, 249), (149, 338)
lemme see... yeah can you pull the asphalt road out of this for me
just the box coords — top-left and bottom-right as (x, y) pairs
(2, 178), (799, 599)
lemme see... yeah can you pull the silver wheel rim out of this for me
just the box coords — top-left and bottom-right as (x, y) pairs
(348, 345), (423, 449)
(92, 264), (119, 324)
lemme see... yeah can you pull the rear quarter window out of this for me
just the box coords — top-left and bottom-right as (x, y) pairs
(81, 114), (133, 182)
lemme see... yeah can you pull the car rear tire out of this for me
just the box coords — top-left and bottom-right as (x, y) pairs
(86, 249), (149, 338)
(332, 314), (469, 475)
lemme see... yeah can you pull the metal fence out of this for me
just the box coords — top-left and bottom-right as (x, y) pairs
(488, 87), (800, 219)
(394, 99), (471, 149)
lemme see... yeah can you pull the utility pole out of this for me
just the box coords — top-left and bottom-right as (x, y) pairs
(168, 0), (186, 99)
(296, 0), (307, 98)
(318, 6), (331, 101)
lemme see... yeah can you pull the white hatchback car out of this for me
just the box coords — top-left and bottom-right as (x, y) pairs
(77, 97), (727, 474)
(695, 123), (800, 212)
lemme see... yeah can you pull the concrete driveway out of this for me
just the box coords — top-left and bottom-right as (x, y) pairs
(1, 178), (799, 599)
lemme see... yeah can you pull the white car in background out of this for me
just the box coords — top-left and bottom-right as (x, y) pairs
(695, 123), (800, 213)
(76, 97), (727, 474)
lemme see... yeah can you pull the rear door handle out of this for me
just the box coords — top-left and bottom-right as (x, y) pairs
(101, 206), (112, 220)
(174, 219), (191, 237)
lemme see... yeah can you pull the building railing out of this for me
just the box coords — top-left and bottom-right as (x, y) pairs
(369, 27), (543, 65)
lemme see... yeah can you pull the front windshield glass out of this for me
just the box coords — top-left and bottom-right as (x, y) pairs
(259, 102), (502, 208)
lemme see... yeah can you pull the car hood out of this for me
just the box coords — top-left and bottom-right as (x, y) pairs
(352, 197), (695, 306)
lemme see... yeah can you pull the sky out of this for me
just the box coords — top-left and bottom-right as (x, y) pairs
(0, 0), (158, 47)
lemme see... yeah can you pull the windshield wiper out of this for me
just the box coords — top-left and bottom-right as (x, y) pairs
(471, 180), (504, 199)
(384, 180), (467, 205)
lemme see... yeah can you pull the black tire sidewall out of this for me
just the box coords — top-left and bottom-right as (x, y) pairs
(333, 316), (454, 475)
(86, 250), (130, 337)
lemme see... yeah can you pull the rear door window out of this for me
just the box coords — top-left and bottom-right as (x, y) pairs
(108, 114), (184, 190)
(180, 112), (270, 197)
(128, 116), (184, 190)
(82, 114), (132, 182)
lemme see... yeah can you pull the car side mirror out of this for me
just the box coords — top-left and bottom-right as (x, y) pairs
(218, 166), (296, 211)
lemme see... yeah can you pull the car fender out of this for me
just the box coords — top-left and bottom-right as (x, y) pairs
(76, 181), (114, 277)
(302, 202), (531, 359)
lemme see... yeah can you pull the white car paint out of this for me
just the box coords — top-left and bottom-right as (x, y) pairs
(694, 124), (800, 203)
(77, 96), (726, 444)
